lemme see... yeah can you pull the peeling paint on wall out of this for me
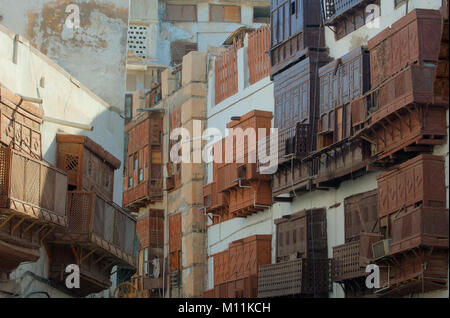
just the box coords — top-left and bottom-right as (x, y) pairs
(0, 0), (129, 110)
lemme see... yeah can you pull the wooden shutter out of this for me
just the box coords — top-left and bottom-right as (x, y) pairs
(166, 5), (197, 22)
(224, 5), (240, 22)
(210, 5), (240, 22)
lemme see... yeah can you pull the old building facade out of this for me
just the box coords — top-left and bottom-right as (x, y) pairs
(0, 1), (134, 298)
(201, 0), (449, 298)
(4, 0), (446, 299)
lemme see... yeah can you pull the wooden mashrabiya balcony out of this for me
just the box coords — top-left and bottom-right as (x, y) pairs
(47, 191), (136, 296)
(0, 147), (68, 273)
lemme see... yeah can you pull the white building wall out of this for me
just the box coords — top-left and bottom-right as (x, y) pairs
(205, 0), (449, 297)
(0, 0), (129, 111)
(0, 23), (125, 298)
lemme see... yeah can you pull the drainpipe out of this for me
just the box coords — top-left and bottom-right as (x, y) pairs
(162, 101), (170, 298)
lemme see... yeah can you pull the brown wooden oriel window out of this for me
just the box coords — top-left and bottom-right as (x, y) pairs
(166, 4), (197, 22)
(210, 5), (241, 23)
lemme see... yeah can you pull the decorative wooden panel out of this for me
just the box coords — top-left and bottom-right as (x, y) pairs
(369, 9), (442, 88)
(319, 47), (370, 114)
(0, 147), (67, 226)
(390, 206), (449, 255)
(248, 26), (271, 85)
(333, 232), (382, 282)
(213, 111), (273, 219)
(270, 0), (325, 75)
(169, 213), (182, 253)
(275, 208), (327, 262)
(377, 155), (446, 218)
(272, 158), (310, 196)
(136, 209), (164, 249)
(56, 135), (120, 202)
(433, 1), (449, 101)
(213, 235), (271, 288)
(319, 46), (370, 143)
(352, 64), (448, 135)
(123, 114), (163, 210)
(49, 191), (136, 266)
(0, 86), (43, 159)
(213, 250), (229, 286)
(215, 41), (241, 105)
(355, 102), (446, 162)
(273, 52), (330, 130)
(309, 138), (371, 187)
(258, 258), (332, 297)
(376, 249), (448, 296)
(344, 189), (379, 243)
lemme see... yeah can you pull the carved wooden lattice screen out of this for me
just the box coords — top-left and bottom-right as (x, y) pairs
(215, 41), (241, 104)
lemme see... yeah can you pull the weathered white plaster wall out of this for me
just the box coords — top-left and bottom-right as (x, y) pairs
(0, 22), (124, 298)
(0, 0), (129, 111)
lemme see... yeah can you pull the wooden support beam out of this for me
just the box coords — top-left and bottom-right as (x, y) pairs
(11, 216), (26, 235)
(404, 146), (431, 153)
(36, 224), (47, 235)
(21, 220), (38, 237)
(80, 248), (98, 264)
(359, 134), (376, 145)
(70, 244), (80, 264)
(40, 226), (55, 244)
(0, 214), (14, 228)
(92, 254), (106, 266)
(103, 260), (116, 271)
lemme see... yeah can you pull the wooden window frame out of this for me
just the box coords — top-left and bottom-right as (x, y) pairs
(143, 247), (149, 277)
(125, 94), (133, 119)
(253, 6), (270, 24)
(394, 0), (406, 8)
(166, 4), (197, 22)
(209, 4), (241, 23)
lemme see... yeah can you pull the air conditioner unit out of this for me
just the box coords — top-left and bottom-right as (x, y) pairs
(372, 239), (391, 260)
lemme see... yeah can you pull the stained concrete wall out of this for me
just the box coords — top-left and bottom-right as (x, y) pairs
(204, 0), (449, 298)
(128, 0), (270, 66)
(0, 22), (125, 298)
(0, 0), (129, 111)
